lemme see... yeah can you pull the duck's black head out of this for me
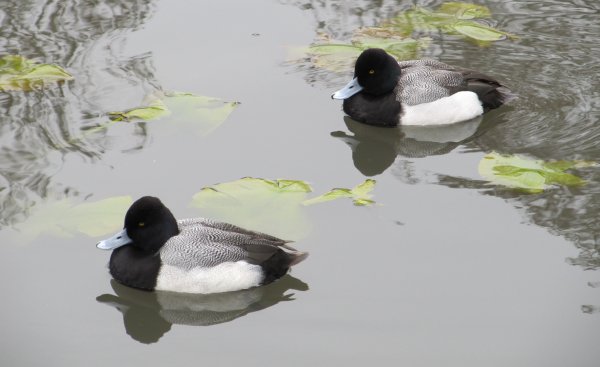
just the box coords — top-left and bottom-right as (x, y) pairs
(354, 48), (401, 96)
(123, 196), (179, 253)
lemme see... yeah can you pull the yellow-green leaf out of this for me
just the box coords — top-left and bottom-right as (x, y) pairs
(191, 178), (377, 239)
(437, 2), (492, 19)
(388, 3), (513, 43)
(102, 91), (239, 136)
(163, 92), (240, 136)
(450, 21), (509, 41)
(303, 179), (377, 206)
(108, 100), (170, 122)
(478, 152), (592, 193)
(0, 55), (73, 91)
(13, 196), (132, 241)
(191, 178), (313, 239)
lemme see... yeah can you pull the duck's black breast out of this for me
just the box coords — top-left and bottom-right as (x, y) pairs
(342, 89), (402, 127)
(109, 246), (162, 291)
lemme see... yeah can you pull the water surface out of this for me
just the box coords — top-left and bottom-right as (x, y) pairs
(1, 0), (599, 366)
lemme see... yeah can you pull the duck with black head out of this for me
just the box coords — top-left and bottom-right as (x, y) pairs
(97, 196), (308, 294)
(332, 48), (513, 127)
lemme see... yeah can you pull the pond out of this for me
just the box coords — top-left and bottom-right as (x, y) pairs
(1, 0), (599, 366)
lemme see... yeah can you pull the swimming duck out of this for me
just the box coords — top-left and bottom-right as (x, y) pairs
(97, 196), (308, 294)
(332, 48), (513, 127)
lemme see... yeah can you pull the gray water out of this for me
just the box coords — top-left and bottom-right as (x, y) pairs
(1, 0), (599, 366)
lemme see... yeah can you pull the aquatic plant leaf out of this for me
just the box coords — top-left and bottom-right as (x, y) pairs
(108, 100), (170, 122)
(14, 196), (132, 240)
(303, 36), (425, 72)
(295, 2), (510, 73)
(103, 92), (239, 135)
(301, 44), (362, 72)
(0, 55), (73, 91)
(388, 3), (513, 43)
(191, 178), (375, 239)
(478, 152), (591, 192)
(303, 188), (353, 205)
(163, 92), (240, 136)
(303, 179), (376, 206)
(308, 44), (362, 55)
(450, 21), (509, 41)
(437, 2), (491, 19)
(191, 178), (313, 239)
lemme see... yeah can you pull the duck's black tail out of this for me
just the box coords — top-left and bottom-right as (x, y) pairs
(260, 246), (308, 285)
(464, 75), (516, 111)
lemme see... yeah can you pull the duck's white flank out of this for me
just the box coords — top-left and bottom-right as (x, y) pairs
(155, 261), (263, 294)
(401, 91), (483, 126)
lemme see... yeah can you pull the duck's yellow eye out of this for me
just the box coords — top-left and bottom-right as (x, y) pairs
(369, 69), (375, 75)
(138, 222), (145, 227)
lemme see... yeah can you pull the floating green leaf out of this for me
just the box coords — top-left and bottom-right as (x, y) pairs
(478, 152), (593, 192)
(303, 44), (362, 72)
(13, 196), (132, 241)
(450, 21), (511, 42)
(294, 2), (511, 73)
(191, 178), (313, 239)
(191, 177), (376, 239)
(302, 36), (426, 72)
(303, 179), (377, 206)
(163, 92), (240, 136)
(387, 3), (514, 42)
(102, 91), (239, 136)
(437, 2), (491, 19)
(108, 99), (170, 122)
(0, 55), (73, 91)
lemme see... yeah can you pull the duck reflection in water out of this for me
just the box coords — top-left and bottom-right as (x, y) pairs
(96, 276), (308, 344)
(331, 112), (507, 176)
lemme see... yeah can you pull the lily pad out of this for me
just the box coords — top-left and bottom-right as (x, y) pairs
(388, 3), (514, 42)
(437, 2), (491, 19)
(294, 2), (511, 73)
(103, 91), (239, 136)
(191, 177), (377, 239)
(13, 196), (132, 241)
(163, 92), (240, 136)
(303, 179), (376, 206)
(449, 21), (510, 42)
(302, 37), (426, 73)
(478, 152), (593, 192)
(191, 178), (313, 240)
(108, 99), (170, 122)
(0, 55), (73, 91)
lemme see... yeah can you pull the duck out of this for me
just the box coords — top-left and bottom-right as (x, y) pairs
(332, 48), (513, 127)
(97, 196), (308, 294)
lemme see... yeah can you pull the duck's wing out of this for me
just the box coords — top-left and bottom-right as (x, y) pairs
(397, 59), (512, 109)
(159, 219), (303, 270)
(178, 218), (290, 244)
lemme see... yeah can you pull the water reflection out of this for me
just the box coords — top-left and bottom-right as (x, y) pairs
(286, 0), (600, 273)
(331, 114), (498, 176)
(431, 159), (600, 272)
(0, 0), (157, 227)
(97, 276), (309, 344)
